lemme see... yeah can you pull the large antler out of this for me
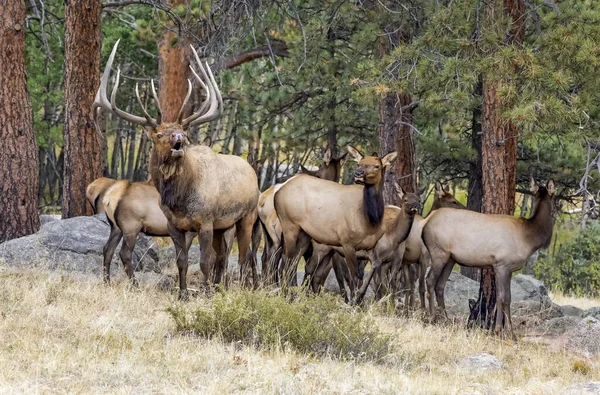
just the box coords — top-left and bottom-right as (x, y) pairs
(180, 45), (223, 128)
(94, 39), (159, 128)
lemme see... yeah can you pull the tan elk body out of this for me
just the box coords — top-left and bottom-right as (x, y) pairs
(86, 177), (116, 214)
(307, 184), (420, 297)
(422, 179), (556, 337)
(258, 147), (347, 284)
(274, 146), (398, 302)
(94, 40), (259, 298)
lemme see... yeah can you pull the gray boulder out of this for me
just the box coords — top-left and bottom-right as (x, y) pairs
(458, 353), (504, 371)
(511, 274), (552, 306)
(531, 316), (582, 337)
(582, 307), (600, 320)
(444, 272), (480, 317)
(0, 214), (159, 275)
(565, 382), (600, 394)
(39, 214), (61, 226)
(562, 317), (600, 357)
(562, 305), (584, 317)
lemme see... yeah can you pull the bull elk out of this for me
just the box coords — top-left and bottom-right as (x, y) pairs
(258, 147), (347, 284)
(274, 146), (398, 303)
(94, 40), (260, 299)
(422, 178), (557, 337)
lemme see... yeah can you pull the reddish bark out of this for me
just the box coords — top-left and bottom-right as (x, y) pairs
(62, 0), (103, 218)
(0, 0), (40, 240)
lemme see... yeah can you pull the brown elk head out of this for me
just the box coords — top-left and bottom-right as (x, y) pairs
(300, 147), (348, 182)
(432, 180), (466, 211)
(395, 182), (421, 215)
(93, 40), (222, 174)
(347, 146), (398, 187)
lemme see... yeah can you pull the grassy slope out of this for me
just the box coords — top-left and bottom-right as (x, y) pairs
(0, 267), (598, 394)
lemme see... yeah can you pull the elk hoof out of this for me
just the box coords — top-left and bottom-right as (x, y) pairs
(178, 289), (189, 301)
(131, 277), (139, 288)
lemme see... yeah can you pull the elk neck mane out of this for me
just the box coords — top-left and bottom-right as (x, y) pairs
(363, 183), (384, 227)
(524, 186), (554, 250)
(150, 148), (193, 214)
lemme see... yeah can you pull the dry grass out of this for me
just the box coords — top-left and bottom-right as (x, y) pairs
(0, 266), (598, 394)
(549, 292), (600, 311)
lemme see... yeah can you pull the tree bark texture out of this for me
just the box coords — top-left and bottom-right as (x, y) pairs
(62, 0), (102, 218)
(158, 0), (190, 122)
(379, 92), (417, 204)
(470, 0), (524, 330)
(0, 0), (40, 241)
(463, 80), (483, 281)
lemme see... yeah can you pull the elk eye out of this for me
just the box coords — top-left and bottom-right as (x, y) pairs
(157, 133), (163, 139)
(374, 165), (380, 169)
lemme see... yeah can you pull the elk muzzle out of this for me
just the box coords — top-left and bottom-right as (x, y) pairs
(354, 168), (365, 184)
(171, 132), (185, 158)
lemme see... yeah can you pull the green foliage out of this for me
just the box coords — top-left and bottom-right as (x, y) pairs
(536, 221), (600, 297)
(167, 290), (391, 362)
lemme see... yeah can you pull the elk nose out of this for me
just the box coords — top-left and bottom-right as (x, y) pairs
(172, 132), (184, 141)
(354, 169), (364, 178)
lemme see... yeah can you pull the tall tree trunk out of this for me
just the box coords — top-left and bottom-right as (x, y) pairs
(62, 0), (102, 218)
(463, 81), (483, 281)
(379, 92), (417, 204)
(469, 0), (523, 330)
(158, 0), (190, 122)
(0, 0), (40, 241)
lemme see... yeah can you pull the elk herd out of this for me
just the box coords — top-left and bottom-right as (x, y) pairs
(89, 41), (558, 337)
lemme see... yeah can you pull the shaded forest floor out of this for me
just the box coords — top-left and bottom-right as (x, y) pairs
(0, 266), (598, 394)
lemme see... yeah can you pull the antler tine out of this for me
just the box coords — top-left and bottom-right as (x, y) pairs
(181, 46), (213, 127)
(110, 68), (150, 126)
(182, 64), (212, 126)
(94, 39), (155, 127)
(181, 45), (223, 128)
(188, 61), (223, 127)
(150, 80), (162, 124)
(135, 83), (158, 127)
(176, 79), (193, 124)
(94, 39), (120, 113)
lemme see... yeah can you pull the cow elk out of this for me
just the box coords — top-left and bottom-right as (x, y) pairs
(258, 147), (347, 284)
(94, 40), (260, 299)
(422, 178), (557, 338)
(307, 182), (420, 301)
(274, 146), (398, 303)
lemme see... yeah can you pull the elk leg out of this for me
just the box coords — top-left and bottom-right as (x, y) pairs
(211, 230), (226, 285)
(118, 231), (140, 286)
(332, 254), (350, 302)
(494, 266), (514, 340)
(402, 264), (412, 314)
(103, 225), (122, 284)
(236, 212), (256, 288)
(340, 246), (360, 303)
(434, 259), (456, 320)
(356, 252), (381, 304)
(418, 250), (429, 311)
(198, 227), (216, 289)
(426, 251), (449, 319)
(169, 224), (192, 300)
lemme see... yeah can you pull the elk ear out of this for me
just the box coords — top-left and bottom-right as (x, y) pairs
(337, 152), (348, 167)
(247, 152), (254, 164)
(323, 147), (332, 166)
(394, 182), (405, 199)
(530, 176), (539, 194)
(144, 126), (154, 140)
(202, 135), (212, 147)
(546, 179), (556, 196)
(381, 151), (398, 170)
(435, 181), (444, 198)
(347, 145), (363, 162)
(444, 183), (450, 193)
